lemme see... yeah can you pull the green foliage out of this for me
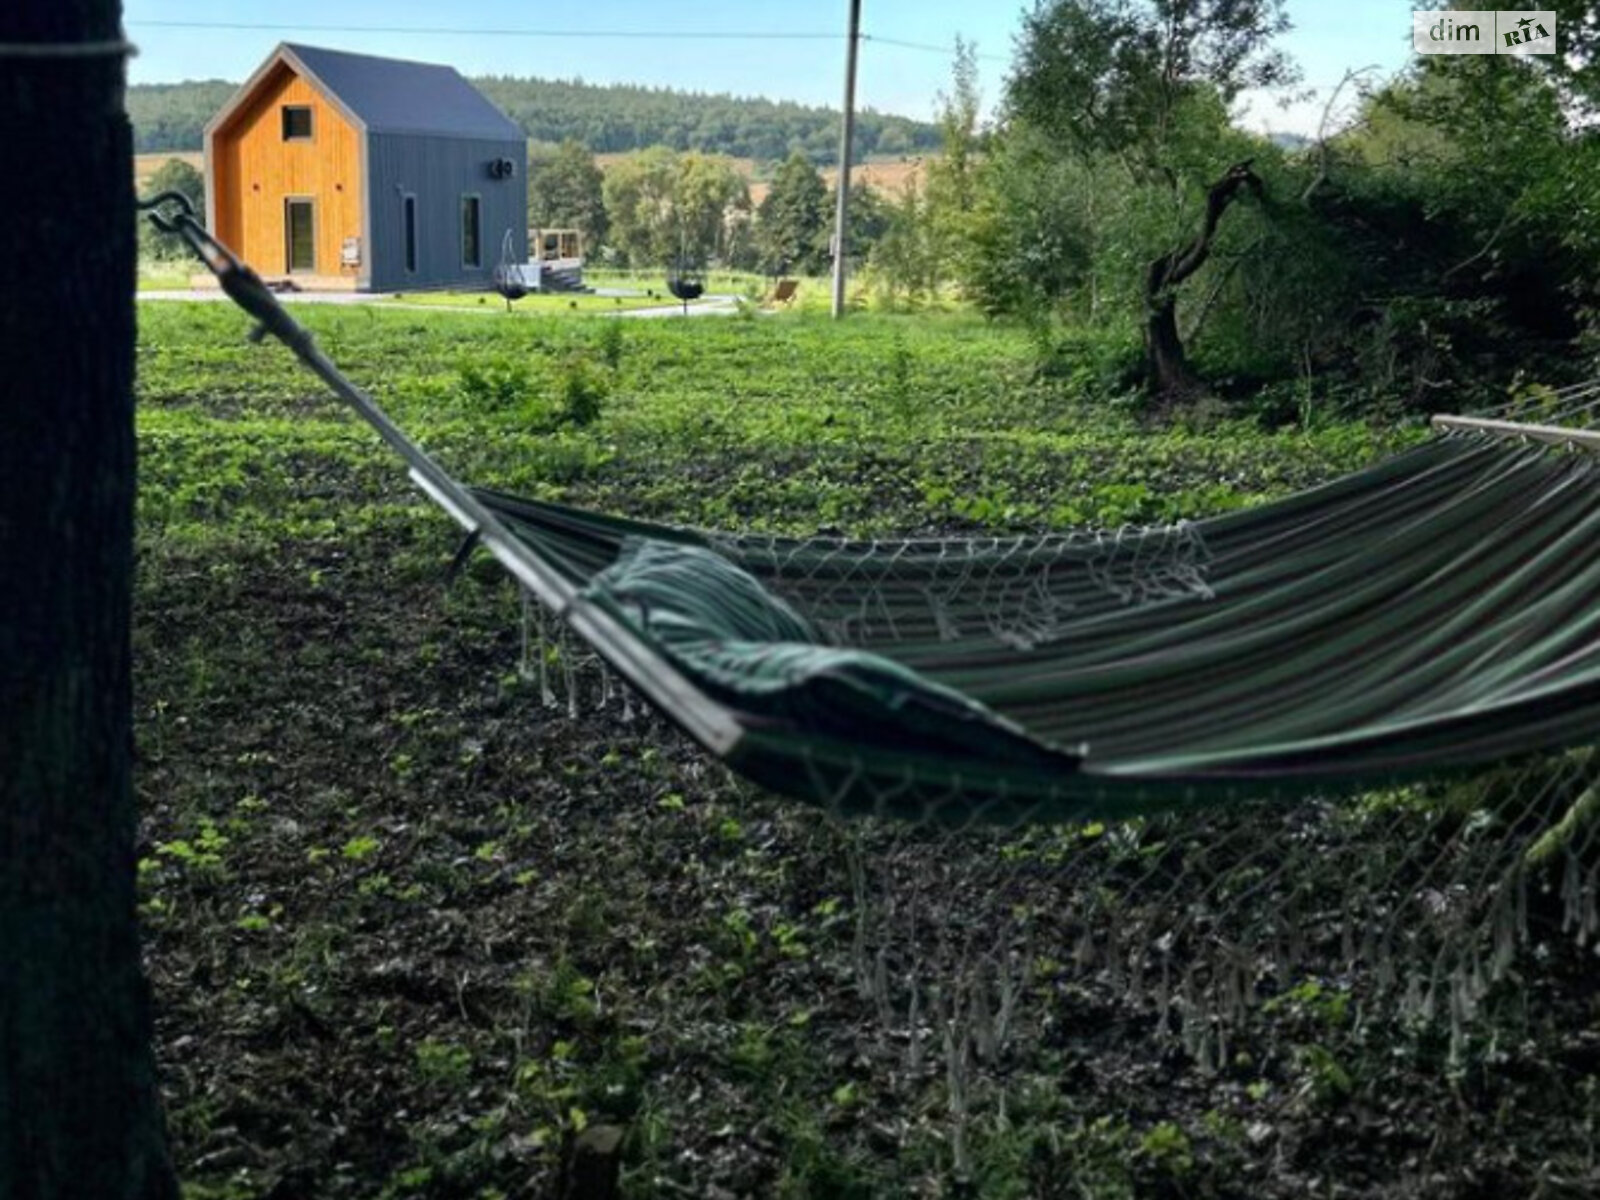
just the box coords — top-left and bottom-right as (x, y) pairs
(1009, 0), (1294, 170)
(414, 1039), (474, 1089)
(601, 148), (750, 268)
(139, 157), (206, 262)
(126, 80), (239, 152)
(595, 319), (625, 373)
(128, 76), (939, 162)
(458, 357), (534, 410)
(865, 45), (990, 308)
(1136, 1120), (1195, 1178)
(961, 129), (1096, 324)
(969, 1), (1600, 414)
(755, 152), (831, 275)
(526, 139), (607, 243)
(470, 75), (937, 163)
(867, 180), (942, 308)
(132, 302), (1423, 575)
(973, 0), (1295, 396)
(922, 39), (985, 281)
(557, 357), (608, 428)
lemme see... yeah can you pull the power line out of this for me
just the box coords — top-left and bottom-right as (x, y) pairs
(129, 20), (835, 42)
(126, 19), (1010, 61)
(862, 34), (1008, 63)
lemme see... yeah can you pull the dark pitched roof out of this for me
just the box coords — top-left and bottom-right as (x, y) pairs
(279, 43), (523, 140)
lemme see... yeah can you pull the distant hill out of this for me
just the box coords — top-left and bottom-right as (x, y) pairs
(127, 81), (242, 154)
(126, 75), (941, 165)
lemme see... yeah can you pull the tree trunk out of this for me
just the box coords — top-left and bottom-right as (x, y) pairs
(1144, 291), (1201, 398)
(0, 3), (178, 1197)
(1143, 160), (1263, 399)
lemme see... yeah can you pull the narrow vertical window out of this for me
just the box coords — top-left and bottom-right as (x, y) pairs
(281, 105), (313, 141)
(461, 195), (481, 268)
(403, 195), (417, 274)
(285, 198), (315, 272)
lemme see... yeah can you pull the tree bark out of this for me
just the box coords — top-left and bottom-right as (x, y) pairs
(0, 3), (178, 1197)
(1143, 160), (1263, 398)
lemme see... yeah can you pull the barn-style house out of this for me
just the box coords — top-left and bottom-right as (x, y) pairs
(205, 43), (527, 291)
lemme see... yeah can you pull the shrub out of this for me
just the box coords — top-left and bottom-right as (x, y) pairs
(558, 357), (608, 428)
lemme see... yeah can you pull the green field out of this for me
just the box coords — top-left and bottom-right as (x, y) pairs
(134, 304), (1598, 1200)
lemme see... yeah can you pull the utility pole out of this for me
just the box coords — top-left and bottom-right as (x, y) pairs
(831, 0), (862, 320)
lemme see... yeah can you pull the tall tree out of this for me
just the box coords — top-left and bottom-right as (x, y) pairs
(1008, 0), (1293, 395)
(754, 151), (830, 274)
(601, 146), (678, 266)
(600, 148), (749, 268)
(672, 152), (750, 267)
(923, 40), (986, 289)
(527, 138), (608, 245)
(0, 3), (177, 1197)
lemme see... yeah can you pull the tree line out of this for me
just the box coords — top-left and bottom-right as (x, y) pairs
(524, 139), (891, 276)
(855, 5), (1600, 416)
(127, 74), (939, 163)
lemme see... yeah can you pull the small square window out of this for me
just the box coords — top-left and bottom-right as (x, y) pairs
(282, 106), (313, 141)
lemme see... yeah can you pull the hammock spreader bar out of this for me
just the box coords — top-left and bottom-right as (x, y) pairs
(137, 193), (745, 759)
(1432, 413), (1600, 451)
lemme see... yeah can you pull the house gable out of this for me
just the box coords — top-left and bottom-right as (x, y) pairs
(207, 58), (365, 284)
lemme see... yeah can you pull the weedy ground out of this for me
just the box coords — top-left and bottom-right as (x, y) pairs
(134, 303), (1600, 1199)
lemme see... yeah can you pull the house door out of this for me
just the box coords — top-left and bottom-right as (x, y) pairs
(285, 198), (315, 273)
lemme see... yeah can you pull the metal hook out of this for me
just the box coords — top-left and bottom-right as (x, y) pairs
(135, 190), (196, 234)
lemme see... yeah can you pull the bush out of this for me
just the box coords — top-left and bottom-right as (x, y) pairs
(458, 357), (534, 410)
(558, 357), (608, 428)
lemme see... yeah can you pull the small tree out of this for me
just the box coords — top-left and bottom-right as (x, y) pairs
(868, 175), (941, 306)
(672, 152), (750, 267)
(923, 39), (984, 283)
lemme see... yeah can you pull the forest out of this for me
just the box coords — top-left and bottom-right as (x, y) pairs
(126, 73), (940, 162)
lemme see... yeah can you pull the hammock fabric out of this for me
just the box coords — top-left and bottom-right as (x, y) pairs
(472, 432), (1600, 825)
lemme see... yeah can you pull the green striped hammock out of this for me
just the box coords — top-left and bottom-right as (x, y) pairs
(469, 428), (1600, 825)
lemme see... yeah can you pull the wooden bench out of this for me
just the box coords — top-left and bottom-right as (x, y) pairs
(765, 278), (799, 307)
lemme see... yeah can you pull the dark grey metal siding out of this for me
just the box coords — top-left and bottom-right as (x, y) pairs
(365, 133), (526, 292)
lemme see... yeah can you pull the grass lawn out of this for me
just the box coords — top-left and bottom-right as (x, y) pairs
(586, 265), (770, 297)
(378, 289), (705, 313)
(137, 262), (195, 291)
(131, 303), (1594, 1199)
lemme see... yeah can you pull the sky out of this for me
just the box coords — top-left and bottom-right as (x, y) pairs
(122, 0), (1420, 136)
